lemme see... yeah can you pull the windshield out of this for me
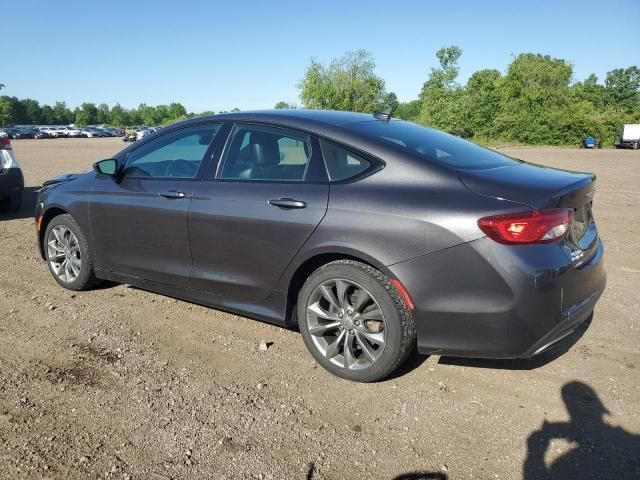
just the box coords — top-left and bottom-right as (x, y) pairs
(348, 120), (520, 170)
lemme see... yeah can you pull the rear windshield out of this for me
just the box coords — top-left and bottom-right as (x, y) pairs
(348, 120), (520, 170)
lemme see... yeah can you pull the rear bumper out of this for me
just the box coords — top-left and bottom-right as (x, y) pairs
(0, 167), (24, 197)
(385, 237), (606, 358)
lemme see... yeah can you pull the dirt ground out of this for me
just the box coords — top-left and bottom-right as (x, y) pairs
(1, 138), (639, 480)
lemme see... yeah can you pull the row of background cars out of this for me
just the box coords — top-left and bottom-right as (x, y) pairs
(0, 125), (124, 139)
(0, 125), (164, 142)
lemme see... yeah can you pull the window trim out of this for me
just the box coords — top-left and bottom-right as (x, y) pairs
(214, 122), (322, 184)
(119, 123), (223, 181)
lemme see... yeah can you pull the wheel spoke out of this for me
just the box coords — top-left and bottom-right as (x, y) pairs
(308, 321), (341, 336)
(361, 307), (383, 321)
(358, 329), (385, 346)
(353, 288), (370, 313)
(320, 284), (341, 311)
(52, 227), (64, 244)
(355, 331), (377, 363)
(69, 257), (81, 276)
(325, 330), (346, 359)
(307, 302), (339, 321)
(343, 332), (356, 369)
(335, 279), (349, 309)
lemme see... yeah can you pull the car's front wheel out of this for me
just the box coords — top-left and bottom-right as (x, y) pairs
(298, 260), (416, 382)
(44, 214), (97, 291)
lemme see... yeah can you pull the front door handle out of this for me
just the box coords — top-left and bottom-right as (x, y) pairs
(160, 190), (186, 199)
(268, 198), (307, 209)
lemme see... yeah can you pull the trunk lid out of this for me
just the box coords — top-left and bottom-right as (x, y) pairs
(459, 162), (599, 267)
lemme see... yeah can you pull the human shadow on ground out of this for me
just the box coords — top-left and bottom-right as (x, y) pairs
(524, 381), (640, 479)
(0, 186), (40, 220)
(438, 313), (593, 371)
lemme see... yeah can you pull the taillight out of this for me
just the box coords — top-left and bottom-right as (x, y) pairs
(0, 137), (11, 150)
(478, 209), (573, 245)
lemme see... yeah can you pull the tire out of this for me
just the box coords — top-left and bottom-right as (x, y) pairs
(43, 214), (98, 291)
(297, 260), (416, 382)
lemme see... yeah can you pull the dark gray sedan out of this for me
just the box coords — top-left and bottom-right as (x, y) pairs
(34, 110), (606, 382)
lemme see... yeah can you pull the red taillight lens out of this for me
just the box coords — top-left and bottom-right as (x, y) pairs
(0, 137), (11, 150)
(478, 209), (573, 245)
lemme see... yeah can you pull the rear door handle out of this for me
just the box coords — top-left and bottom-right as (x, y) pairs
(268, 198), (307, 209)
(160, 190), (186, 199)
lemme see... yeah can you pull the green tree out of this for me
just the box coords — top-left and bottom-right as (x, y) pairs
(96, 103), (110, 124)
(604, 66), (640, 111)
(382, 92), (400, 111)
(41, 105), (56, 125)
(167, 102), (187, 120)
(75, 102), (98, 126)
(274, 101), (295, 109)
(394, 100), (421, 121)
(298, 50), (386, 112)
(109, 103), (129, 126)
(573, 74), (608, 109)
(465, 69), (502, 138)
(419, 46), (470, 136)
(0, 97), (12, 126)
(53, 101), (73, 124)
(20, 99), (42, 124)
(493, 53), (574, 144)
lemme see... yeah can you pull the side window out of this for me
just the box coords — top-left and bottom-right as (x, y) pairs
(320, 139), (371, 181)
(123, 124), (221, 179)
(219, 125), (311, 181)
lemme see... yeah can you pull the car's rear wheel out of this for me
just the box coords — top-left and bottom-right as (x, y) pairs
(44, 214), (97, 291)
(298, 260), (416, 382)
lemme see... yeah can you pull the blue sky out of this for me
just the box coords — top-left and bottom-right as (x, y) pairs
(4, 0), (639, 112)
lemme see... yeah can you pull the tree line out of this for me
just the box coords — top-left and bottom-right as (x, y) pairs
(291, 48), (640, 146)
(0, 98), (194, 127)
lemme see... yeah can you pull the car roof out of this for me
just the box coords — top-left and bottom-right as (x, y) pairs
(178, 109), (377, 129)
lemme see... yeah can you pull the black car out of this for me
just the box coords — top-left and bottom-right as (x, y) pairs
(34, 110), (606, 382)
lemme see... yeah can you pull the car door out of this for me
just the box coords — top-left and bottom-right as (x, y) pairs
(188, 123), (329, 300)
(89, 123), (222, 286)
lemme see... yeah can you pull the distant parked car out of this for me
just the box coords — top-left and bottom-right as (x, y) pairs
(4, 127), (32, 139)
(63, 127), (84, 138)
(580, 136), (601, 149)
(0, 133), (24, 213)
(80, 127), (104, 138)
(122, 132), (137, 142)
(39, 127), (60, 138)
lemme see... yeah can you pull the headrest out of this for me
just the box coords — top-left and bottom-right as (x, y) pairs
(248, 132), (280, 166)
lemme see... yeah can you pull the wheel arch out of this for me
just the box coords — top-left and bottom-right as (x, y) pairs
(38, 206), (68, 259)
(283, 250), (384, 326)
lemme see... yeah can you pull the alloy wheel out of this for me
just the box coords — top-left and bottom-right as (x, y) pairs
(47, 225), (82, 284)
(305, 278), (386, 370)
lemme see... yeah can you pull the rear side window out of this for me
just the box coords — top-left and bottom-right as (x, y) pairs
(219, 124), (311, 181)
(348, 120), (520, 170)
(320, 139), (371, 181)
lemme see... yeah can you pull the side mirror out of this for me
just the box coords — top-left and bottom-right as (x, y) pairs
(94, 159), (118, 176)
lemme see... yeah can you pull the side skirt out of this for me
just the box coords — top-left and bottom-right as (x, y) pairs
(95, 270), (290, 328)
